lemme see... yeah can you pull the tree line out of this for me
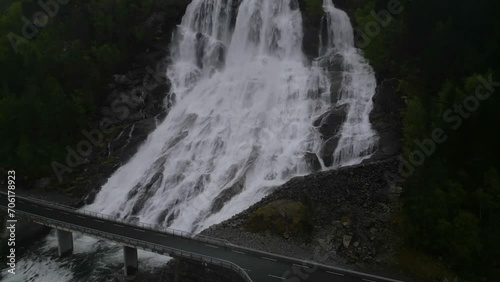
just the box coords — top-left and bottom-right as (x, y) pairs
(354, 0), (500, 280)
(0, 0), (186, 180)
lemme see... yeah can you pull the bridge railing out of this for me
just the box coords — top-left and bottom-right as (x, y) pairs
(19, 194), (230, 247)
(1, 192), (404, 282)
(12, 209), (252, 282)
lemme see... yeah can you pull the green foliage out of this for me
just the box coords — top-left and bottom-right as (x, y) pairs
(0, 0), (174, 178)
(245, 200), (313, 238)
(353, 0), (500, 279)
(352, 0), (404, 75)
(401, 96), (426, 156)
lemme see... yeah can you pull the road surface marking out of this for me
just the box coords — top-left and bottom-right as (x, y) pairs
(134, 228), (145, 232)
(205, 244), (219, 249)
(77, 215), (85, 219)
(261, 257), (277, 262)
(362, 279), (376, 282)
(293, 263), (309, 268)
(94, 219), (105, 223)
(232, 250), (245, 255)
(326, 271), (344, 276)
(114, 224), (124, 228)
(268, 274), (285, 280)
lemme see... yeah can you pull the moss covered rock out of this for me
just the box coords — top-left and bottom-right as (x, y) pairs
(245, 200), (312, 238)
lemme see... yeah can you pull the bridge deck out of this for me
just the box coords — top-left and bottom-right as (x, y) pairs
(0, 192), (403, 282)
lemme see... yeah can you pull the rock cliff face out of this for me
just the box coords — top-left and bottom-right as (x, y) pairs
(298, 0), (350, 59)
(298, 0), (323, 60)
(57, 1), (192, 202)
(369, 79), (405, 161)
(298, 0), (403, 165)
(57, 0), (402, 201)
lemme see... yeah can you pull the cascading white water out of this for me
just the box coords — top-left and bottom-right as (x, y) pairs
(5, 1), (379, 281)
(85, 0), (330, 233)
(321, 0), (378, 166)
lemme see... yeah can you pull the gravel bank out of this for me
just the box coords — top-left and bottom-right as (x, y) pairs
(202, 157), (412, 280)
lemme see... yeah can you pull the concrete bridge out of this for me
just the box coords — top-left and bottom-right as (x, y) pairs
(0, 192), (404, 282)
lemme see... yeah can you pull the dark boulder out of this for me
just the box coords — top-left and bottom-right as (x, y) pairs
(329, 71), (344, 102)
(305, 151), (322, 172)
(319, 135), (340, 167)
(314, 104), (348, 139)
(210, 176), (245, 214)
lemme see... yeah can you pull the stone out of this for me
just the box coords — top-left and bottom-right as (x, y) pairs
(317, 104), (348, 139)
(149, 82), (170, 98)
(353, 241), (360, 247)
(299, 1), (322, 59)
(210, 176), (245, 213)
(318, 136), (340, 167)
(343, 235), (352, 248)
(134, 118), (158, 136)
(340, 215), (352, 227)
(127, 112), (145, 122)
(304, 151), (322, 172)
(318, 53), (344, 72)
(329, 71), (344, 102)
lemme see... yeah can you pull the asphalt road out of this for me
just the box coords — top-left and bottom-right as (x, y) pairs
(0, 193), (402, 282)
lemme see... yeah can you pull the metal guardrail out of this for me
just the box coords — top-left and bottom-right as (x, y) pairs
(229, 244), (404, 282)
(1, 192), (404, 282)
(18, 194), (231, 247)
(2, 206), (252, 282)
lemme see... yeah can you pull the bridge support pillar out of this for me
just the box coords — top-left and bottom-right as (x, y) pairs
(123, 246), (138, 276)
(56, 229), (73, 257)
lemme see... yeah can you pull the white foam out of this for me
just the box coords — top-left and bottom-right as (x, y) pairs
(10, 1), (378, 280)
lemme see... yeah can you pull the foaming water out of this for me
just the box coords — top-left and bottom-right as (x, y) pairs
(322, 0), (378, 166)
(1, 232), (168, 282)
(5, 1), (378, 281)
(85, 0), (329, 233)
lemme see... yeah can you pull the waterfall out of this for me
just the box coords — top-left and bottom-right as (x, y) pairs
(5, 1), (379, 281)
(321, 0), (378, 166)
(85, 0), (329, 234)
